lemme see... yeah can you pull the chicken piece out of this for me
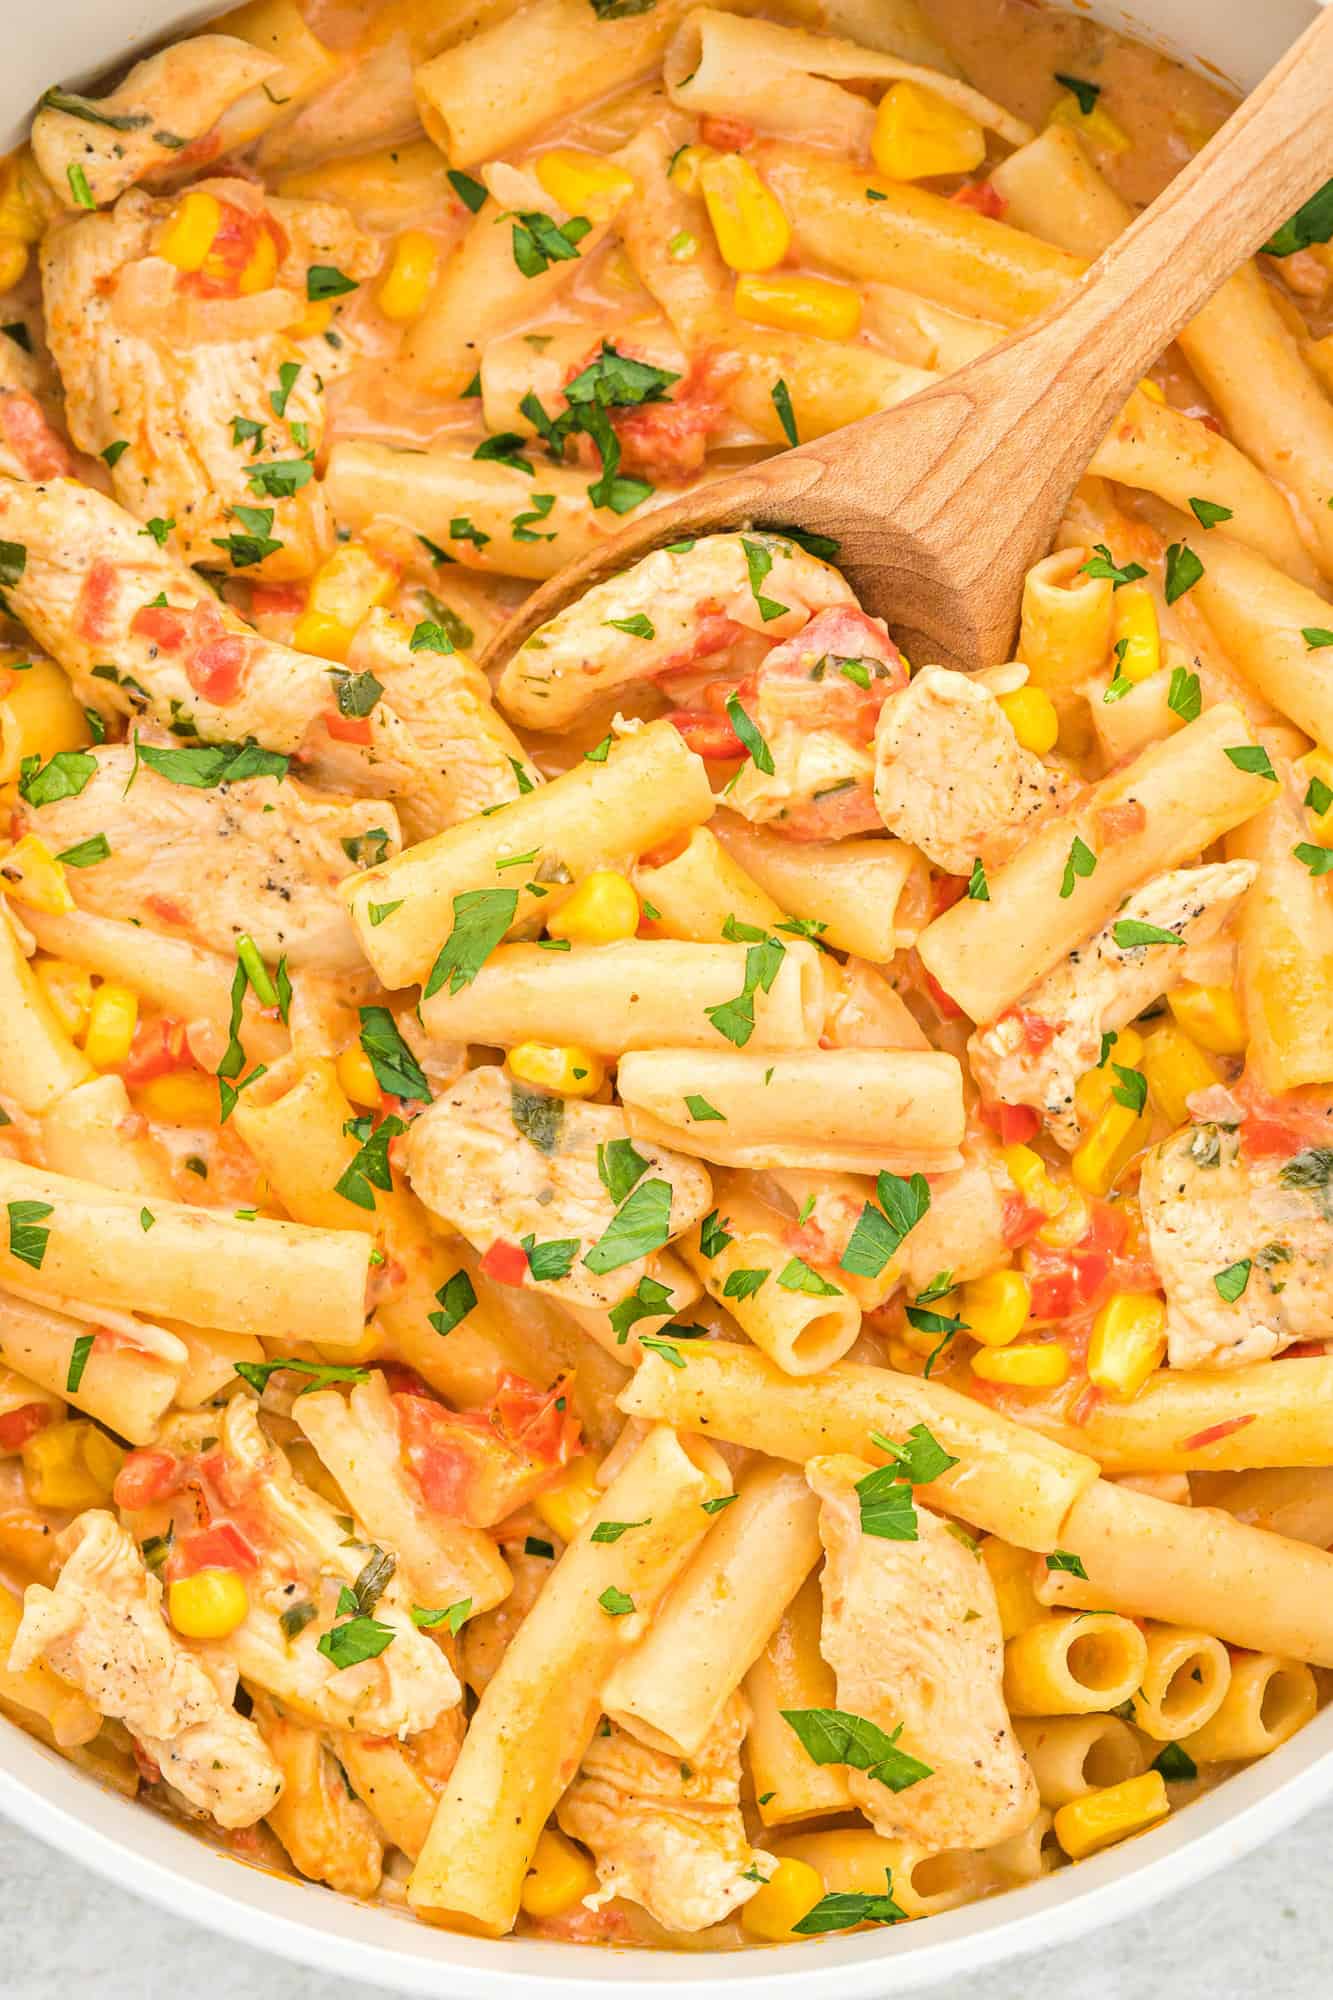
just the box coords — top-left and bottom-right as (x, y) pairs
(1140, 1123), (1333, 1368)
(337, 1703), (464, 1860)
(250, 1691), (385, 1897)
(31, 39), (282, 208)
(344, 608), (540, 840)
(8, 1510), (282, 1828)
(969, 862), (1257, 1147)
(557, 1697), (773, 1932)
(19, 741), (398, 971)
(874, 666), (1067, 875)
(498, 530), (857, 730)
(402, 1064), (714, 1312)
(294, 1372), (513, 1613)
(809, 1453), (1037, 1851)
(41, 182), (376, 576)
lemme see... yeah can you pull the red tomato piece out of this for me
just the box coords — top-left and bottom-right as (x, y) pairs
(699, 114), (755, 150)
(396, 1372), (582, 1527)
(165, 1520), (260, 1580)
(981, 1100), (1042, 1145)
(1001, 1193), (1047, 1248)
(0, 390), (74, 480)
(123, 1016), (194, 1083)
(248, 582), (307, 618)
(0, 1403), (53, 1452)
(77, 557), (119, 642)
(325, 710), (373, 745)
(666, 708), (745, 760)
(932, 873), (968, 917)
(184, 201), (287, 299)
(951, 179), (1008, 220)
(481, 1238), (529, 1287)
(131, 604), (188, 652)
(609, 354), (734, 482)
(184, 604), (248, 703)
(924, 970), (966, 1021)
(113, 1447), (183, 1511)
(1025, 1202), (1137, 1321)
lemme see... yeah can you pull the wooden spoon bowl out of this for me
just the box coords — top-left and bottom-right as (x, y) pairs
(483, 8), (1333, 677)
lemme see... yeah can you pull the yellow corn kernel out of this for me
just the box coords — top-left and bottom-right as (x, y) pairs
(81, 1426), (126, 1495)
(533, 1454), (603, 1543)
(961, 1269), (1031, 1348)
(1136, 376), (1166, 404)
(667, 144), (714, 194)
(871, 80), (986, 181)
(134, 1070), (221, 1127)
(22, 1422), (116, 1510)
(981, 1535), (1044, 1638)
(1111, 584), (1159, 685)
(376, 228), (440, 322)
(1070, 1100), (1151, 1197)
(0, 150), (52, 244)
(520, 1829), (599, 1918)
(1087, 1291), (1167, 1400)
(287, 297), (333, 339)
(1000, 1143), (1063, 1218)
(733, 270), (862, 341)
(83, 983), (138, 1071)
(741, 1857), (824, 1941)
(1035, 1186), (1093, 1250)
(168, 1569), (251, 1641)
(699, 154), (790, 274)
(1166, 982), (1246, 1057)
(535, 148), (635, 222)
(155, 190), (223, 272)
(1139, 1023), (1220, 1130)
(1048, 91), (1132, 156)
(507, 1042), (606, 1098)
(34, 959), (93, 1040)
(971, 1341), (1070, 1389)
(235, 227), (279, 295)
(1053, 1771), (1169, 1860)
(0, 236), (27, 290)
(0, 654), (94, 783)
(293, 543), (398, 661)
(336, 1040), (382, 1109)
(1073, 1026), (1146, 1124)
(997, 685), (1059, 756)
(0, 834), (73, 914)
(547, 870), (640, 945)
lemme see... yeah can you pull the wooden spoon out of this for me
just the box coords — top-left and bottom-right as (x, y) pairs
(482, 7), (1333, 676)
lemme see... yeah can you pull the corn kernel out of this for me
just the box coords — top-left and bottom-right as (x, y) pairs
(733, 271), (862, 341)
(1167, 982), (1246, 1057)
(1112, 584), (1159, 685)
(168, 1568), (251, 1640)
(507, 1042), (605, 1097)
(1073, 1026), (1146, 1125)
(337, 1041), (382, 1109)
(22, 1422), (116, 1510)
(0, 834), (73, 914)
(294, 542), (398, 661)
(81, 1427), (126, 1494)
(1035, 1186), (1092, 1249)
(699, 154), (790, 274)
(155, 190), (223, 272)
(1053, 1772), (1169, 1860)
(533, 1455), (602, 1543)
(1071, 1100), (1151, 1197)
(0, 236), (27, 290)
(0, 654), (94, 784)
(134, 1070), (221, 1126)
(520, 1829), (599, 1917)
(0, 150), (52, 244)
(997, 685), (1059, 756)
(377, 228), (440, 322)
(971, 1341), (1070, 1388)
(1087, 1291), (1167, 1400)
(1139, 1023), (1219, 1129)
(287, 297), (333, 339)
(535, 149), (635, 222)
(667, 144), (714, 194)
(34, 959), (93, 1040)
(871, 80), (986, 181)
(1001, 1142), (1063, 1218)
(546, 870), (640, 945)
(83, 983), (138, 1070)
(961, 1269), (1031, 1347)
(235, 227), (279, 296)
(741, 1857), (824, 1941)
(981, 1536), (1043, 1638)
(1048, 91), (1132, 155)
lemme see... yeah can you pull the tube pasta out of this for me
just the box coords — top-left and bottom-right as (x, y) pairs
(743, 1570), (855, 1827)
(1012, 1714), (1150, 1808)
(1035, 1478), (1333, 1668)
(0, 1159), (370, 1347)
(771, 1827), (999, 1921)
(560, 1251), (702, 1365)
(632, 828), (785, 944)
(1003, 1612), (1148, 1717)
(677, 1191), (861, 1376)
(1179, 1655), (1318, 1763)
(406, 1424), (728, 1935)
(0, 1291), (178, 1444)
(917, 705), (1276, 1024)
(0, 902), (93, 1115)
(39, 1075), (175, 1200)
(1193, 1468), (1333, 1547)
(1181, 523), (1333, 747)
(989, 127), (1131, 262)
(618, 1342), (1099, 1548)
(1227, 784), (1333, 1092)
(711, 814), (926, 961)
(1017, 548), (1112, 704)
(602, 1460), (822, 1758)
(421, 938), (825, 1056)
(1129, 1625), (1231, 1742)
(618, 1047), (965, 1174)
(342, 720), (714, 991)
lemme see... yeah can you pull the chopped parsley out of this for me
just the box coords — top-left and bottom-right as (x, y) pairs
(423, 888), (517, 998)
(1059, 834), (1097, 899)
(1164, 541), (1203, 604)
(7, 1199), (53, 1271)
(780, 1708), (932, 1792)
(359, 1004), (429, 1102)
(840, 1170), (930, 1280)
(1081, 544), (1147, 590)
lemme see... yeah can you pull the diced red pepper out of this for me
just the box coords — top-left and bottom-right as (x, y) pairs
(113, 1447), (183, 1511)
(951, 179), (1008, 220)
(0, 1403), (53, 1452)
(481, 1238), (529, 1287)
(666, 708), (744, 761)
(165, 1520), (260, 1579)
(699, 114), (755, 151)
(982, 1100), (1042, 1145)
(325, 710), (373, 745)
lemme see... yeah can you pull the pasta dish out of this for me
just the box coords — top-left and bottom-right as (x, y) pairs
(1, 0), (1333, 1954)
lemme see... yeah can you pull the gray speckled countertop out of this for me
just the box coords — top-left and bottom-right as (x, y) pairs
(3, 1801), (1331, 2000)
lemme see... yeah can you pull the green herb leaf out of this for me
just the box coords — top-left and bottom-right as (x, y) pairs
(604, 613), (654, 639)
(1188, 497), (1233, 530)
(1167, 666), (1202, 721)
(522, 1234), (580, 1282)
(1294, 842), (1333, 877)
(1054, 71), (1100, 114)
(740, 536), (790, 622)
(1164, 541), (1203, 604)
(317, 1614), (395, 1668)
(590, 1518), (650, 1544)
(598, 1585), (635, 1615)
(840, 1171), (930, 1280)
(608, 1274), (675, 1342)
(722, 1267), (769, 1301)
(307, 264), (358, 300)
(1261, 176), (1333, 258)
(136, 739), (290, 788)
(424, 888), (517, 998)
(66, 1332), (94, 1392)
(699, 1209), (733, 1257)
(781, 1708), (932, 1791)
(1045, 1548), (1088, 1578)
(429, 1270), (477, 1337)
(511, 1082), (564, 1155)
(966, 857), (989, 901)
(771, 378), (798, 446)
(280, 1600), (317, 1641)
(776, 1256), (842, 1297)
(66, 163), (95, 209)
(1059, 834), (1097, 899)
(1112, 918), (1185, 950)
(584, 1178), (673, 1274)
(54, 832), (110, 868)
(270, 364), (301, 419)
(474, 431), (534, 475)
(246, 457), (314, 500)
(1153, 1742), (1198, 1782)
(359, 1004), (430, 1102)
(1224, 744), (1277, 781)
(684, 1094), (726, 1123)
(6, 1199), (52, 1271)
(1303, 628), (1333, 650)
(792, 1877), (908, 1933)
(869, 1422), (958, 1486)
(1081, 544), (1147, 589)
(412, 1598), (472, 1635)
(525, 1536), (555, 1558)
(447, 168), (488, 212)
(234, 1356), (370, 1396)
(18, 748), (96, 806)
(1111, 1063), (1147, 1114)
(597, 1138), (649, 1204)
(854, 1463), (918, 1541)
(341, 826), (392, 868)
(334, 1112), (406, 1211)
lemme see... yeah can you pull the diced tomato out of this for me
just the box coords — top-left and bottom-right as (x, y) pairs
(1236, 1078), (1333, 1160)
(924, 970), (966, 1021)
(123, 1016), (194, 1083)
(1283, 1341), (1326, 1359)
(396, 1371), (582, 1527)
(77, 558), (119, 643)
(667, 707), (744, 760)
(609, 353), (735, 483)
(1025, 1202), (1151, 1321)
(638, 831), (692, 871)
(0, 1403), (53, 1452)
(932, 873), (968, 917)
(0, 389), (74, 480)
(1177, 1414), (1256, 1452)
(699, 114), (755, 151)
(951, 179), (1008, 220)
(325, 709), (373, 745)
(981, 1100), (1042, 1145)
(481, 1238), (529, 1287)
(1002, 1193), (1047, 1247)
(752, 605), (907, 746)
(1095, 799), (1148, 844)
(146, 894), (190, 929)
(1005, 1009), (1060, 1055)
(183, 200), (287, 300)
(656, 604), (754, 681)
(165, 1520), (260, 1580)
(131, 603), (188, 651)
(113, 1447), (183, 1511)
(183, 602), (248, 703)
(248, 582), (307, 618)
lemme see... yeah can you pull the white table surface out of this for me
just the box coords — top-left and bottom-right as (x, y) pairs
(3, 1800), (1331, 2000)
